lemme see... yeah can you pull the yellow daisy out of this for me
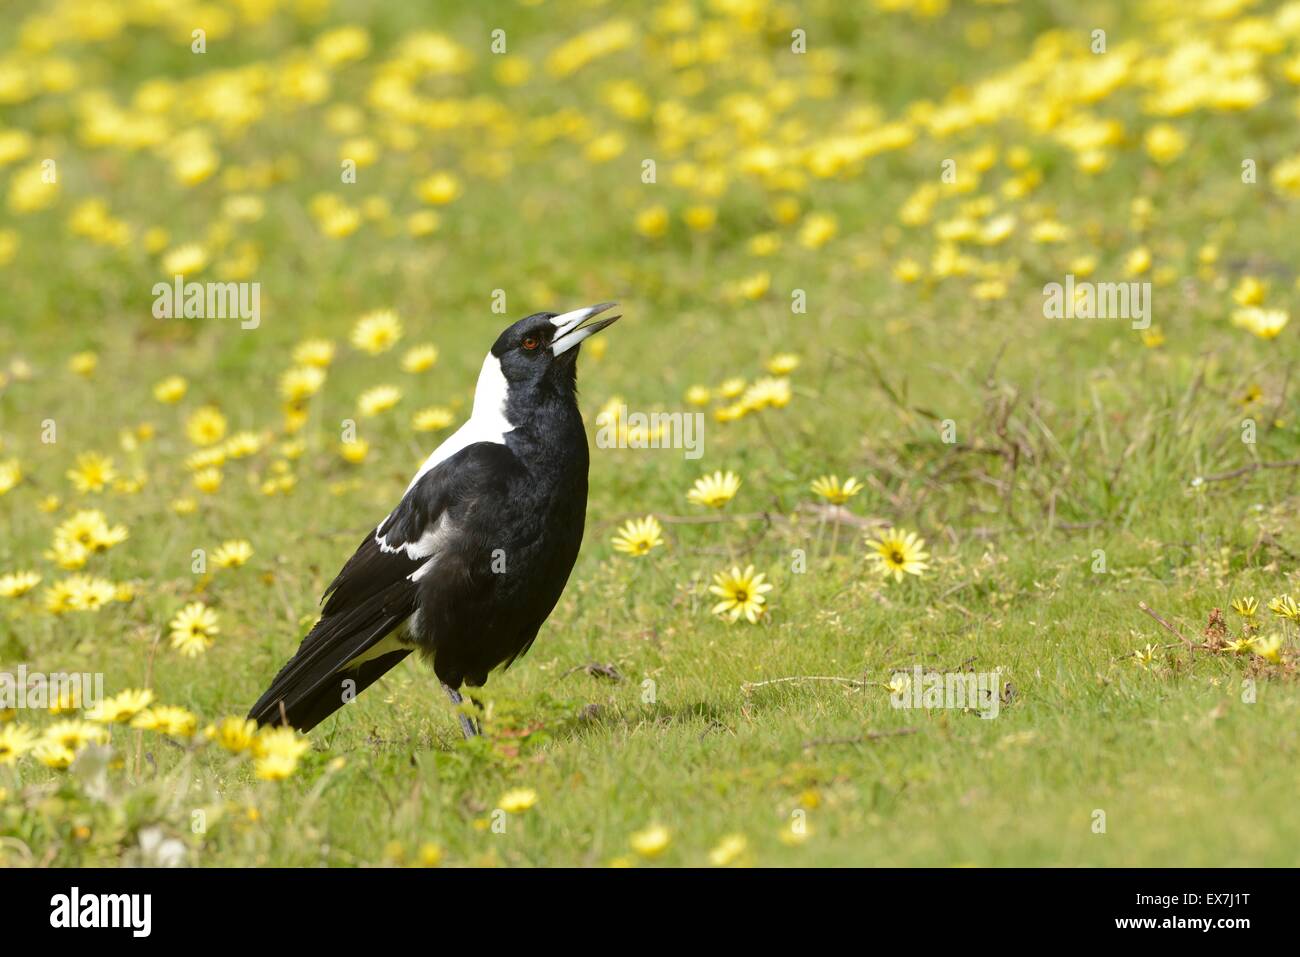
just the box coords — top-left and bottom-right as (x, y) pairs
(687, 470), (741, 508)
(351, 309), (403, 354)
(66, 452), (117, 493)
(708, 565), (773, 624)
(401, 344), (439, 373)
(169, 601), (220, 657)
(413, 406), (455, 432)
(358, 385), (402, 416)
(810, 475), (864, 505)
(211, 540), (253, 569)
(611, 515), (665, 556)
(866, 528), (930, 582)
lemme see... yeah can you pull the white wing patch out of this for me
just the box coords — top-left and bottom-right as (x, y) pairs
(335, 630), (411, 674)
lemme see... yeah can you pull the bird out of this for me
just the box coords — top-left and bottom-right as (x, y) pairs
(247, 302), (621, 738)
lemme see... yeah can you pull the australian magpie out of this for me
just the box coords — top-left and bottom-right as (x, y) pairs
(248, 302), (621, 738)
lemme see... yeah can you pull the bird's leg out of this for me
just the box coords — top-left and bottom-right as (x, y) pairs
(442, 683), (479, 739)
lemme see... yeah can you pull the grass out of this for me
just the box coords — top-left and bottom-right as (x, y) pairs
(1, 0), (1299, 866)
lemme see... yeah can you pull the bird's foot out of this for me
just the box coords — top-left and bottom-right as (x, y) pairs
(442, 683), (481, 739)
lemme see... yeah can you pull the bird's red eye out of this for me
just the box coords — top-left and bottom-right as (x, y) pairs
(522, 336), (540, 351)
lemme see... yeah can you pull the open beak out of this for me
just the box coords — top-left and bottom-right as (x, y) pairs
(551, 301), (620, 356)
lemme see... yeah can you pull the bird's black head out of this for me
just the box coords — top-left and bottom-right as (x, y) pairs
(489, 302), (620, 391)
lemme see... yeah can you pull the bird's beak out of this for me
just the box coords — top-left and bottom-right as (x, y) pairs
(551, 302), (620, 356)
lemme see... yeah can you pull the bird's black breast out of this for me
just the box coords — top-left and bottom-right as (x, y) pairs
(412, 407), (590, 688)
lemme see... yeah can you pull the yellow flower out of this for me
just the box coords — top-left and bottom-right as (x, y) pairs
(0, 459), (20, 495)
(7, 161), (59, 213)
(0, 571), (41, 597)
(1224, 635), (1257, 655)
(1131, 643), (1158, 668)
(293, 338), (336, 368)
(44, 574), (117, 612)
(407, 211), (441, 237)
(810, 475), (864, 504)
(86, 688), (155, 724)
(314, 23), (370, 63)
(351, 310), (403, 354)
(69, 352), (98, 377)
(635, 205), (669, 238)
(33, 741), (77, 769)
(498, 788), (539, 813)
(718, 378), (746, 399)
(320, 200), (360, 237)
(152, 375), (188, 403)
(708, 834), (749, 867)
(43, 719), (109, 752)
(413, 407), (455, 432)
(1267, 595), (1299, 620)
(193, 468), (223, 494)
(0, 724), (36, 765)
(211, 540), (253, 569)
(708, 565), (773, 624)
(162, 243), (208, 276)
(340, 438), (370, 464)
(358, 385), (402, 416)
(684, 385), (711, 406)
(683, 205), (717, 232)
(585, 132), (625, 163)
(1144, 124), (1186, 164)
(186, 406), (228, 446)
(894, 258), (923, 283)
(742, 377), (792, 411)
(416, 171), (462, 205)
(253, 726), (311, 780)
(418, 843), (443, 867)
(736, 272), (770, 300)
(1232, 276), (1267, 307)
(131, 706), (198, 738)
(169, 601), (219, 657)
(401, 344), (439, 373)
(46, 538), (89, 570)
(280, 366), (326, 402)
(205, 716), (258, 754)
(1125, 246), (1152, 276)
(799, 212), (837, 249)
(688, 470), (741, 508)
(1232, 307), (1289, 340)
(866, 528), (930, 582)
(611, 515), (665, 556)
(1230, 597), (1258, 619)
(1253, 633), (1284, 664)
(765, 354), (800, 375)
(53, 509), (128, 556)
(66, 452), (117, 493)
(629, 824), (672, 859)
(494, 55), (532, 86)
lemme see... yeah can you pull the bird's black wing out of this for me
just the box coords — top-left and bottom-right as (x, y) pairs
(247, 441), (521, 730)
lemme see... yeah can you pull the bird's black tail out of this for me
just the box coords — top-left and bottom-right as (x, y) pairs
(247, 583), (416, 731)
